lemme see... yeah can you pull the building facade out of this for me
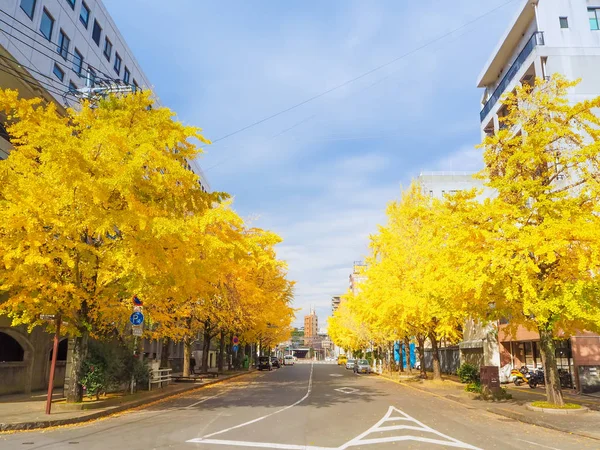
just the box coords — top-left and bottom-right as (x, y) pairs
(476, 0), (600, 392)
(303, 308), (318, 347)
(478, 0), (600, 137)
(349, 261), (366, 296)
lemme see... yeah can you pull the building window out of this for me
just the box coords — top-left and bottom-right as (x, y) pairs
(87, 66), (96, 85)
(92, 19), (102, 45)
(103, 37), (112, 61)
(123, 67), (130, 84)
(559, 17), (569, 29)
(133, 79), (139, 91)
(114, 52), (122, 75)
(57, 29), (70, 60)
(79, 1), (90, 28)
(39, 8), (54, 41)
(20, 0), (36, 20)
(66, 0), (75, 10)
(68, 80), (78, 93)
(72, 48), (83, 75)
(590, 8), (600, 30)
(53, 63), (65, 82)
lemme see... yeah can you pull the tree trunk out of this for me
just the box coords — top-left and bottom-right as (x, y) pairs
(538, 326), (564, 406)
(218, 330), (225, 373)
(183, 338), (191, 377)
(404, 337), (411, 372)
(227, 332), (234, 371)
(66, 331), (89, 403)
(429, 332), (442, 381)
(416, 335), (427, 379)
(201, 324), (211, 373)
(160, 338), (170, 368)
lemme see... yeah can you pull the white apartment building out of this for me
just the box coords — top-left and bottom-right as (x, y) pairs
(478, 0), (600, 137)
(418, 171), (487, 199)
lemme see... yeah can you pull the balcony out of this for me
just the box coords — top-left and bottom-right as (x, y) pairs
(480, 31), (544, 123)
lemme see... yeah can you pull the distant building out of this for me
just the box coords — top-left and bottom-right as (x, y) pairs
(349, 261), (366, 296)
(303, 307), (318, 347)
(331, 296), (342, 313)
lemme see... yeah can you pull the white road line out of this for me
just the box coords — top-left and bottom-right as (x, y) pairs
(517, 439), (562, 450)
(196, 363), (314, 439)
(186, 439), (331, 450)
(185, 392), (225, 409)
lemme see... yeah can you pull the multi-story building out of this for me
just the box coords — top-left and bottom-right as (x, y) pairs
(349, 261), (366, 296)
(418, 172), (487, 200)
(478, 0), (600, 138)
(303, 308), (318, 347)
(331, 295), (342, 314)
(0, 0), (210, 190)
(0, 0), (208, 395)
(476, 0), (600, 392)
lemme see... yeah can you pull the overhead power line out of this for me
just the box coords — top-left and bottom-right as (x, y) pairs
(211, 0), (518, 144)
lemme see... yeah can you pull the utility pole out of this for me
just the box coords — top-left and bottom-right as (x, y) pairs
(45, 314), (62, 415)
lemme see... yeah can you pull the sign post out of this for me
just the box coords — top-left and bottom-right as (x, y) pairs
(45, 314), (61, 415)
(130, 296), (144, 394)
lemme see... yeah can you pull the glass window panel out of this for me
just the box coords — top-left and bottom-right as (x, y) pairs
(40, 8), (54, 41)
(20, 0), (36, 19)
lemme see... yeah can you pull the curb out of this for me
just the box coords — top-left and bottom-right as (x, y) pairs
(0, 370), (254, 432)
(526, 402), (589, 415)
(487, 407), (600, 442)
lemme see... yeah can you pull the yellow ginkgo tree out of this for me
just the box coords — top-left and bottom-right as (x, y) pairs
(0, 90), (215, 401)
(468, 75), (600, 405)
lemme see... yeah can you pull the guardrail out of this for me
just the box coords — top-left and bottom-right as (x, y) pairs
(480, 31), (544, 123)
(149, 368), (172, 390)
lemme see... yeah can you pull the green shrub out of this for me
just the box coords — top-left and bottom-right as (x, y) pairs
(465, 381), (482, 393)
(80, 339), (150, 398)
(457, 363), (480, 383)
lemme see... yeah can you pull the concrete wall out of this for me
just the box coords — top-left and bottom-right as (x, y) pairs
(0, 316), (67, 395)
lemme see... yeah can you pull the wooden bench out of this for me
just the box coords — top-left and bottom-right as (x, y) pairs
(172, 372), (219, 383)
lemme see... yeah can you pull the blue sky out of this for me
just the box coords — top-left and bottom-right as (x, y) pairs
(104, 0), (517, 328)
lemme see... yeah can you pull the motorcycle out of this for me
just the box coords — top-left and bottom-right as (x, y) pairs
(510, 366), (531, 386)
(528, 368), (545, 389)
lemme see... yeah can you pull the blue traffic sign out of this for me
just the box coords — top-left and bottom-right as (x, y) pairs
(130, 311), (144, 326)
(232, 345), (239, 352)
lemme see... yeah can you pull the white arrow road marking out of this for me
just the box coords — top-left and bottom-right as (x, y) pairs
(186, 405), (481, 449)
(334, 387), (358, 394)
(328, 374), (343, 377)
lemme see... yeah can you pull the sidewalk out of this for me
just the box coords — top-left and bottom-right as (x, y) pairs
(0, 370), (253, 432)
(378, 373), (600, 441)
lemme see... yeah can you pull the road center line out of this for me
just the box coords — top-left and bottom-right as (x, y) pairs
(199, 363), (314, 439)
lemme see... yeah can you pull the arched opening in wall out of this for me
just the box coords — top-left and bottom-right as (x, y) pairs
(0, 331), (25, 362)
(48, 338), (68, 361)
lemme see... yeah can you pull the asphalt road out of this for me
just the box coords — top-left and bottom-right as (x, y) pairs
(1, 362), (597, 450)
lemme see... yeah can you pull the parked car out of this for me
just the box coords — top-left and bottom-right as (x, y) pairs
(283, 355), (295, 366)
(345, 359), (356, 370)
(271, 356), (281, 368)
(354, 359), (371, 374)
(258, 356), (272, 371)
(337, 355), (347, 366)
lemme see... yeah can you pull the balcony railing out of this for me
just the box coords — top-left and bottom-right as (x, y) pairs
(480, 31), (544, 123)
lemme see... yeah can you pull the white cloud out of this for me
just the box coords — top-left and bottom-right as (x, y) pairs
(435, 145), (484, 172)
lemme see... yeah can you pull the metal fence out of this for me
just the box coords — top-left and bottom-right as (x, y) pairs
(423, 347), (460, 375)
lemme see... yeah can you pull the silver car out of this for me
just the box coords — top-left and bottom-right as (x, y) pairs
(345, 359), (355, 370)
(354, 359), (371, 374)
